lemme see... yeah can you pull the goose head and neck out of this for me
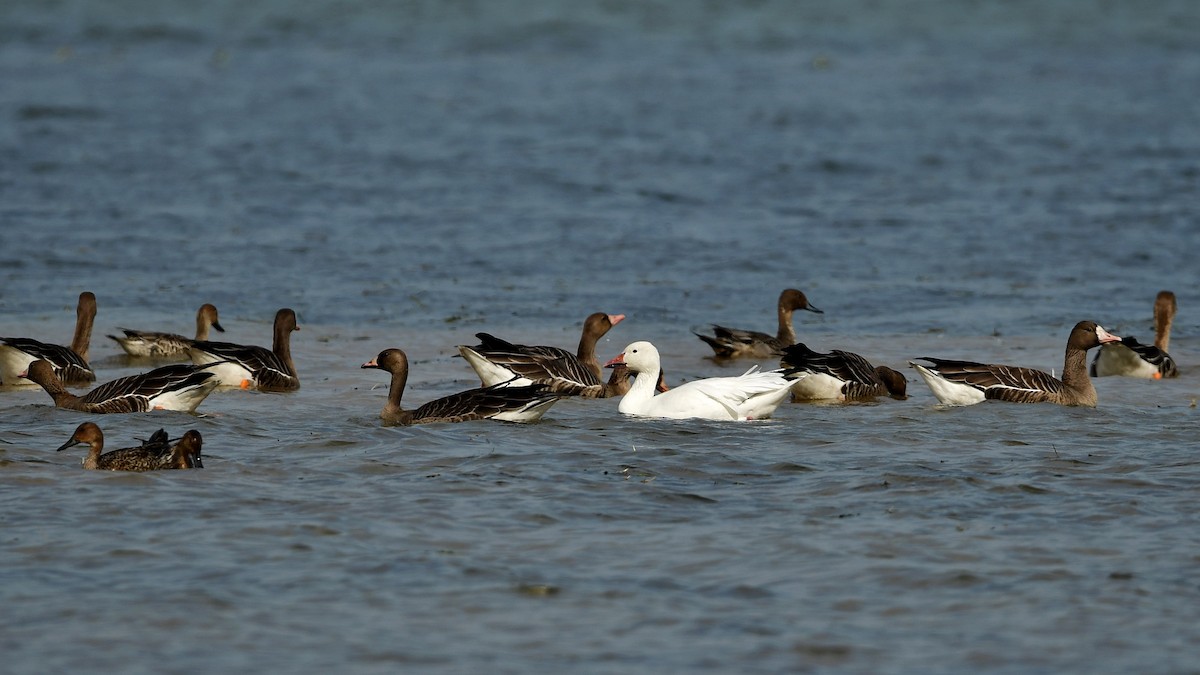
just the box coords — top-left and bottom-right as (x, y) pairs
(22, 359), (80, 409)
(1154, 290), (1176, 352)
(361, 348), (413, 425)
(72, 292), (97, 361)
(1062, 321), (1121, 405)
(604, 341), (664, 412)
(577, 312), (625, 378)
(272, 308), (300, 376)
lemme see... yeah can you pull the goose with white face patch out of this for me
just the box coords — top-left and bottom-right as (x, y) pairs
(910, 321), (1120, 407)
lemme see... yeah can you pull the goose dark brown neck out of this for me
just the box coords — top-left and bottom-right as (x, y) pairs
(1154, 291), (1176, 352)
(25, 360), (84, 410)
(364, 349), (414, 425)
(271, 309), (299, 377)
(875, 366), (908, 399)
(1060, 345), (1096, 406)
(1060, 323), (1104, 406)
(576, 313), (618, 380)
(71, 292), (97, 361)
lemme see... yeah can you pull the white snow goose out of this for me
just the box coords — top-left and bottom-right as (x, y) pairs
(1091, 290), (1178, 379)
(56, 422), (204, 471)
(604, 341), (798, 420)
(22, 359), (221, 413)
(188, 308), (299, 391)
(108, 303), (225, 359)
(695, 288), (822, 360)
(780, 343), (907, 401)
(909, 321), (1121, 407)
(458, 312), (626, 397)
(0, 291), (97, 385)
(361, 348), (563, 425)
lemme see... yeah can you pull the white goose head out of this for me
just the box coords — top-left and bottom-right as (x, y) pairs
(612, 341), (661, 377)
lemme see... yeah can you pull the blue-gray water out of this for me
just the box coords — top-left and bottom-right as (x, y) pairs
(2, 1), (1199, 673)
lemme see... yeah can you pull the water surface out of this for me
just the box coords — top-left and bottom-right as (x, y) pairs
(2, 1), (1199, 673)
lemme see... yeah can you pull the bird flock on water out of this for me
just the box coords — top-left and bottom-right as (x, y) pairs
(1, 288), (1179, 472)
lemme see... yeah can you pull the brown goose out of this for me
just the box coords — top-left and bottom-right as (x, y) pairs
(909, 321), (1120, 406)
(0, 291), (97, 385)
(695, 288), (823, 359)
(56, 422), (203, 471)
(457, 312), (625, 397)
(23, 359), (221, 413)
(188, 308), (299, 391)
(780, 343), (907, 401)
(361, 348), (563, 425)
(108, 303), (225, 359)
(1091, 290), (1178, 379)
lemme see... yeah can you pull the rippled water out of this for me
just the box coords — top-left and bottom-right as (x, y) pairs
(3, 1), (1200, 673)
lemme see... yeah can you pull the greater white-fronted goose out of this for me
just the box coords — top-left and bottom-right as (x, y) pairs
(188, 308), (299, 391)
(605, 341), (798, 420)
(55, 422), (203, 471)
(0, 291), (97, 385)
(1091, 290), (1179, 379)
(909, 321), (1121, 406)
(361, 348), (563, 425)
(458, 312), (626, 397)
(780, 343), (907, 401)
(695, 288), (822, 359)
(108, 303), (225, 359)
(23, 359), (221, 413)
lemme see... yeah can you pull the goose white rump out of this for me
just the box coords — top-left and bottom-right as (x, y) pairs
(605, 341), (797, 421)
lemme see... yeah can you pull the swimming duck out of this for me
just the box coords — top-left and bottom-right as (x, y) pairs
(108, 303), (225, 359)
(56, 422), (203, 471)
(695, 288), (822, 359)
